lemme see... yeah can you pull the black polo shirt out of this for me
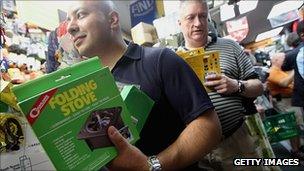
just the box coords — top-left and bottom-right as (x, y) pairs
(112, 43), (214, 170)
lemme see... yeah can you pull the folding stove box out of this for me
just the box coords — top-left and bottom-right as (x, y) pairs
(12, 57), (139, 171)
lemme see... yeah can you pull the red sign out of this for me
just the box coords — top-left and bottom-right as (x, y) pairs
(27, 88), (57, 125)
(226, 16), (249, 42)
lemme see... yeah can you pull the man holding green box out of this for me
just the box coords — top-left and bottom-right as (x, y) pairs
(67, 0), (221, 170)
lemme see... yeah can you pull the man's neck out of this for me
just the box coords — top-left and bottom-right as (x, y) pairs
(99, 40), (128, 70)
(185, 42), (205, 50)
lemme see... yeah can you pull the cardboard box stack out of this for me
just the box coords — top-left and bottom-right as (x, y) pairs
(131, 22), (158, 46)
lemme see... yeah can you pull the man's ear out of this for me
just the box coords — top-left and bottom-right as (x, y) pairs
(109, 11), (119, 29)
(301, 33), (304, 41)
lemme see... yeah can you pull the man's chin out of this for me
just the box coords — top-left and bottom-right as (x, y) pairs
(79, 50), (96, 58)
(190, 39), (204, 47)
(192, 36), (204, 41)
(77, 47), (88, 57)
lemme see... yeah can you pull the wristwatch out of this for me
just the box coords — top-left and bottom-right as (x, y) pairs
(237, 80), (245, 94)
(147, 155), (162, 171)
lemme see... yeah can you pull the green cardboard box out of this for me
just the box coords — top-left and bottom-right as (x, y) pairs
(12, 57), (139, 170)
(121, 85), (154, 133)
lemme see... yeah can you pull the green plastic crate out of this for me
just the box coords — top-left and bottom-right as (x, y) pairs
(263, 111), (299, 143)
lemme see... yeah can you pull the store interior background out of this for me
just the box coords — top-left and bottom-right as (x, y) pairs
(14, 0), (303, 43)
(0, 0), (304, 170)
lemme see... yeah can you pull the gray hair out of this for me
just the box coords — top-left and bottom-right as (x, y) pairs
(178, 0), (209, 19)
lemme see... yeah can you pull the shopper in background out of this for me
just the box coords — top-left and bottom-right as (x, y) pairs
(178, 0), (265, 170)
(283, 32), (304, 65)
(282, 21), (304, 110)
(268, 53), (294, 98)
(46, 28), (59, 73)
(296, 21), (304, 84)
(66, 1), (221, 170)
(267, 53), (304, 160)
(286, 32), (302, 50)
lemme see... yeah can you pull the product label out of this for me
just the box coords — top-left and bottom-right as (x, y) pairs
(27, 88), (57, 125)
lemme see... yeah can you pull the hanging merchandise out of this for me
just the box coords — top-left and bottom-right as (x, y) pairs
(0, 113), (24, 153)
(0, 26), (6, 46)
(56, 34), (82, 69)
(0, 49), (9, 72)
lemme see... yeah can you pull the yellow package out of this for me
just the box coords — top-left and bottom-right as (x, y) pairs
(0, 80), (20, 111)
(176, 48), (221, 92)
(0, 113), (24, 153)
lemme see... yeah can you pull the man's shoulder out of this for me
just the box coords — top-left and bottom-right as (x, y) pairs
(135, 44), (181, 62)
(130, 43), (166, 57)
(215, 37), (238, 45)
(208, 37), (240, 50)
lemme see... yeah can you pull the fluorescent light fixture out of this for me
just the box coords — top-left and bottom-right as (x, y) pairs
(255, 27), (283, 42)
(267, 1), (303, 19)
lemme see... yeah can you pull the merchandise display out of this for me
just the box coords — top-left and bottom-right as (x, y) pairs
(12, 57), (139, 170)
(0, 113), (24, 153)
(264, 111), (299, 143)
(0, 79), (19, 111)
(0, 115), (55, 170)
(1, 15), (46, 84)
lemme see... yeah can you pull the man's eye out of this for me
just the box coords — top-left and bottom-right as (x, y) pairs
(200, 14), (208, 20)
(186, 16), (194, 21)
(77, 12), (86, 19)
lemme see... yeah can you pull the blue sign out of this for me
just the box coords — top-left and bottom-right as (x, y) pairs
(130, 0), (158, 27)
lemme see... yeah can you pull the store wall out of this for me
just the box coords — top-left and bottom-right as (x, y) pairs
(16, 1), (71, 30)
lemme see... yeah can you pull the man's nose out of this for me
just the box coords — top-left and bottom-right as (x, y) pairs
(193, 16), (202, 27)
(67, 19), (79, 36)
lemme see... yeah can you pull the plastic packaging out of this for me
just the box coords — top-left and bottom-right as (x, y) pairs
(0, 113), (24, 153)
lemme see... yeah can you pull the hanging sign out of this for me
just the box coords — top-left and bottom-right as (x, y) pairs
(130, 0), (159, 27)
(226, 16), (249, 42)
